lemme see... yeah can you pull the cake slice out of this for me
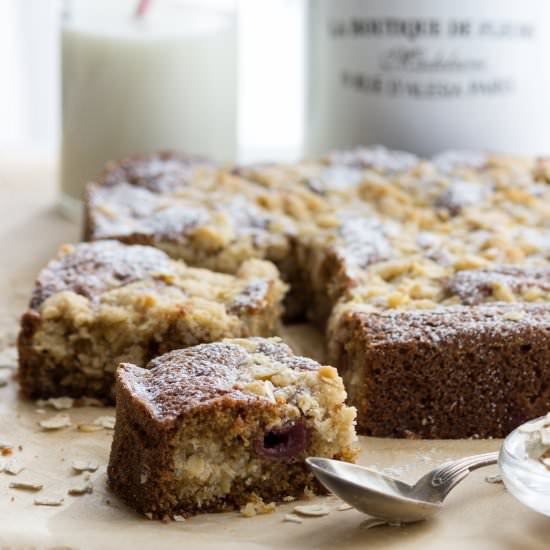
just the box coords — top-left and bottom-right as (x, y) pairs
(107, 337), (358, 518)
(328, 302), (550, 438)
(18, 241), (287, 402)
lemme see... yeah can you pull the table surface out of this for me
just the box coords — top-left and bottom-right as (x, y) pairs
(0, 155), (548, 550)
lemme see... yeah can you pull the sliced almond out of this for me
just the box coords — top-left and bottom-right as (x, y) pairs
(502, 310), (525, 322)
(71, 459), (99, 473)
(0, 372), (9, 387)
(173, 515), (186, 522)
(485, 473), (503, 484)
(10, 481), (43, 491)
(4, 459), (24, 475)
(68, 482), (93, 496)
(283, 513), (303, 524)
(78, 397), (104, 407)
(93, 416), (115, 430)
(36, 397), (74, 410)
(77, 423), (104, 433)
(540, 428), (550, 446)
(39, 414), (72, 431)
(360, 518), (390, 530)
(337, 503), (353, 511)
(293, 504), (331, 517)
(34, 497), (64, 507)
(0, 346), (17, 368)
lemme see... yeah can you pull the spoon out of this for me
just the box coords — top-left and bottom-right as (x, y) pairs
(306, 451), (498, 523)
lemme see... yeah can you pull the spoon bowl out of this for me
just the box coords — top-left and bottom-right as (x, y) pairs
(306, 451), (498, 523)
(307, 458), (441, 523)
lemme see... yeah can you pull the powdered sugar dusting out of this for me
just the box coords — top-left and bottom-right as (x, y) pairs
(355, 303), (550, 345)
(432, 150), (487, 173)
(445, 266), (550, 305)
(329, 146), (418, 173)
(337, 217), (393, 269)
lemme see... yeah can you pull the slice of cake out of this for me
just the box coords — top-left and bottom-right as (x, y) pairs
(18, 241), (287, 402)
(328, 302), (550, 439)
(107, 337), (358, 518)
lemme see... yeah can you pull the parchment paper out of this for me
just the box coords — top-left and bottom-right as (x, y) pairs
(0, 155), (548, 549)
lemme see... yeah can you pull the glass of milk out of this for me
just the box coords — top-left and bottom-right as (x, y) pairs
(59, 0), (237, 219)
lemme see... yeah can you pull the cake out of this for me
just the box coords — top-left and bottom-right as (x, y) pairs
(85, 152), (333, 320)
(107, 337), (358, 518)
(328, 302), (550, 438)
(18, 241), (287, 401)
(24, 146), (550, 438)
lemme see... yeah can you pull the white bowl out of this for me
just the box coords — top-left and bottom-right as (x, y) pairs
(499, 416), (550, 517)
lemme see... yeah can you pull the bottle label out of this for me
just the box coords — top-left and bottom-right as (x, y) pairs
(307, 0), (550, 156)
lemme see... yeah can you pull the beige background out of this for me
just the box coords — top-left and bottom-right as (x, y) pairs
(0, 156), (548, 549)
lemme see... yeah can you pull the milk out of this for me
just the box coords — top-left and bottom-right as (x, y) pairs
(60, 7), (237, 216)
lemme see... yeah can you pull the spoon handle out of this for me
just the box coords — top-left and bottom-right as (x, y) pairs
(413, 451), (499, 502)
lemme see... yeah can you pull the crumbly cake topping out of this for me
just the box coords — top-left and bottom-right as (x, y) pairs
(346, 303), (550, 345)
(87, 146), (550, 339)
(120, 338), (322, 421)
(431, 150), (488, 173)
(30, 241), (172, 309)
(100, 152), (214, 193)
(334, 217), (394, 269)
(327, 146), (418, 173)
(444, 266), (550, 305)
(30, 241), (285, 318)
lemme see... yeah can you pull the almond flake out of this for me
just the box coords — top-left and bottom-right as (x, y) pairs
(0, 372), (9, 387)
(0, 347), (17, 368)
(77, 424), (103, 433)
(93, 416), (115, 430)
(337, 503), (353, 511)
(360, 518), (391, 530)
(71, 460), (99, 473)
(540, 428), (550, 446)
(34, 497), (64, 507)
(502, 310), (525, 322)
(39, 414), (72, 431)
(78, 397), (104, 407)
(36, 397), (74, 410)
(485, 473), (503, 484)
(10, 481), (43, 491)
(4, 459), (24, 475)
(293, 504), (331, 517)
(68, 482), (93, 496)
(283, 513), (303, 524)
(173, 515), (186, 522)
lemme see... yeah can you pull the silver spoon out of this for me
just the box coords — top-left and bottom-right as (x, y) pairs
(306, 451), (498, 523)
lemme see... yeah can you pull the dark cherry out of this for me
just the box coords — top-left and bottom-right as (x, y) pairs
(253, 420), (309, 461)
